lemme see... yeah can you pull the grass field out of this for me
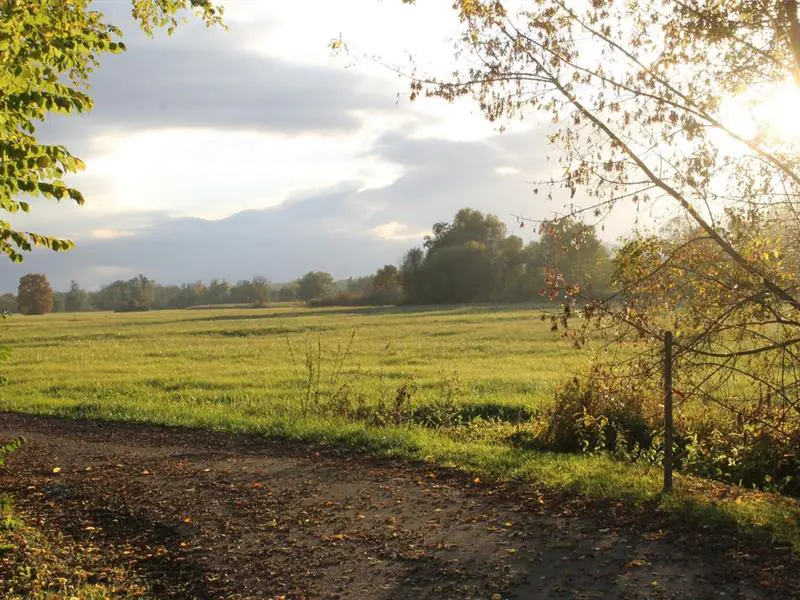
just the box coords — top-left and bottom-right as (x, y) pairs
(0, 304), (576, 429)
(2, 304), (800, 551)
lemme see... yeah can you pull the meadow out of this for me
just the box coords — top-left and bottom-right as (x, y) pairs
(2, 303), (800, 550)
(0, 304), (572, 422)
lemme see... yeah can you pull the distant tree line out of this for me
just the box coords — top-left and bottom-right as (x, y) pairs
(398, 208), (612, 304)
(315, 208), (614, 307)
(3, 208), (615, 315)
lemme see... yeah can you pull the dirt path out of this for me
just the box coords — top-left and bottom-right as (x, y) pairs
(0, 413), (798, 600)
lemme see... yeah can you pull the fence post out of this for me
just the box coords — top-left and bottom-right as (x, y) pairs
(663, 330), (674, 493)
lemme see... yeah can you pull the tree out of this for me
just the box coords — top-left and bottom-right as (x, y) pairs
(371, 265), (403, 304)
(535, 220), (614, 300)
(397, 208), (614, 305)
(152, 283), (181, 309)
(0, 0), (222, 263)
(64, 281), (88, 312)
(206, 279), (231, 304)
(345, 276), (374, 295)
(372, 265), (399, 293)
(358, 5), (800, 404)
(400, 247), (425, 303)
(250, 276), (270, 306)
(167, 281), (206, 308)
(52, 291), (66, 313)
(17, 274), (53, 315)
(296, 271), (334, 301)
(277, 285), (298, 302)
(93, 275), (153, 311)
(424, 208), (507, 254)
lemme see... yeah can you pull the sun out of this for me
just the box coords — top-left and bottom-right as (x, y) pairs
(752, 80), (800, 143)
(719, 79), (800, 149)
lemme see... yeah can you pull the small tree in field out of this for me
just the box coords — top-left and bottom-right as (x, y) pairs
(17, 274), (54, 315)
(296, 271), (334, 301)
(250, 276), (271, 307)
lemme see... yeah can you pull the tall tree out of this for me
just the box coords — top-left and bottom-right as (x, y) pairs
(0, 0), (222, 263)
(424, 208), (507, 254)
(16, 274), (53, 315)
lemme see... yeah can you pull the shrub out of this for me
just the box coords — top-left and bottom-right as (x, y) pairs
(542, 360), (800, 496)
(540, 363), (658, 458)
(682, 406), (800, 495)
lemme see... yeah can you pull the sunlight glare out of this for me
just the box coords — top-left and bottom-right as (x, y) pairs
(719, 79), (800, 149)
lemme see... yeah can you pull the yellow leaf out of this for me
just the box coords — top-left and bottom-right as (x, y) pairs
(52, 466), (61, 474)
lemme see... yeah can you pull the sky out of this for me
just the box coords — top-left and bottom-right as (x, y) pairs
(0, 0), (650, 292)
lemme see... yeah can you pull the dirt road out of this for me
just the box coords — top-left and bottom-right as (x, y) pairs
(0, 413), (797, 599)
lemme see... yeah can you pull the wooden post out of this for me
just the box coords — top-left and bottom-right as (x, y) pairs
(663, 330), (674, 493)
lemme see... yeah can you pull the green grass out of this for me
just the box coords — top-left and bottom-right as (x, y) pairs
(1, 305), (570, 417)
(1, 304), (799, 552)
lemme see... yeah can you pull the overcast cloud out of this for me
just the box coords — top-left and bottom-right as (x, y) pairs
(0, 1), (645, 292)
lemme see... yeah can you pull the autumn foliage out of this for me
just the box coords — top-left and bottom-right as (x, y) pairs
(16, 274), (53, 316)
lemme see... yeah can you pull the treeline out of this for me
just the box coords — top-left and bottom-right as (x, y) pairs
(317, 208), (613, 306)
(2, 208), (615, 315)
(2, 271), (358, 315)
(3, 275), (295, 315)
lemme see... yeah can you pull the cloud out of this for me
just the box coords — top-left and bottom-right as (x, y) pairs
(65, 127), (406, 216)
(495, 166), (522, 176)
(38, 37), (396, 147)
(0, 130), (561, 292)
(370, 221), (428, 241)
(91, 229), (135, 240)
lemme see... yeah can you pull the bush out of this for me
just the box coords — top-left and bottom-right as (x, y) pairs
(541, 361), (800, 496)
(682, 406), (800, 495)
(542, 370), (656, 457)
